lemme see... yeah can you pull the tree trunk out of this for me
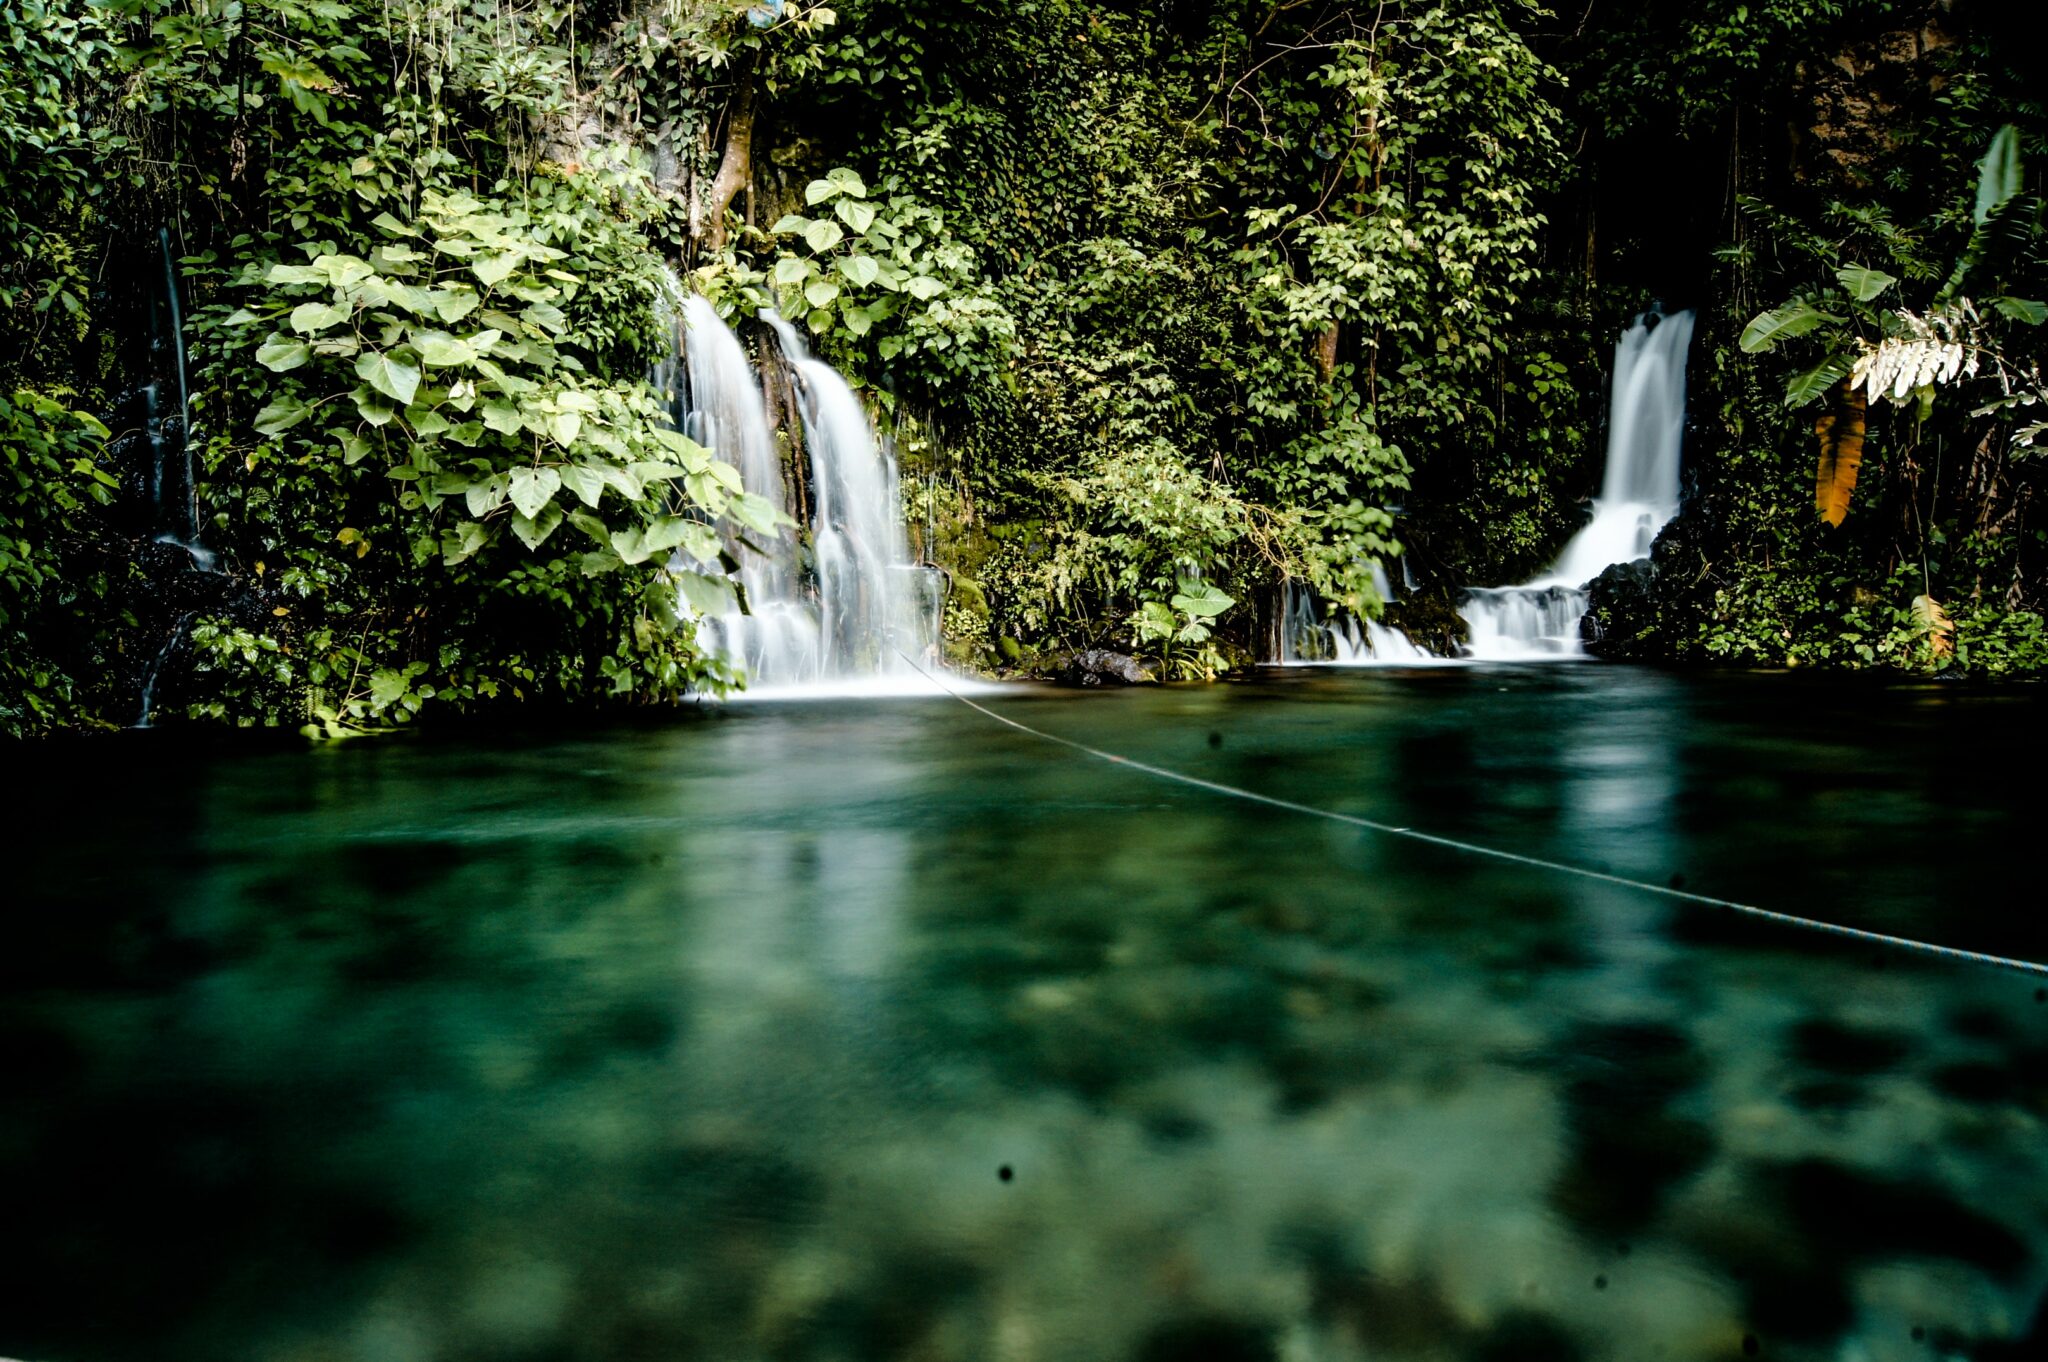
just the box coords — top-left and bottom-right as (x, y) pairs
(703, 68), (756, 253)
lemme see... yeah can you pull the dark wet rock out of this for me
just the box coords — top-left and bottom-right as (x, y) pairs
(1787, 1078), (1868, 1113)
(1943, 1005), (2014, 1041)
(1053, 649), (1157, 687)
(1133, 1315), (1276, 1362)
(1763, 1159), (2028, 1275)
(1790, 1018), (1912, 1077)
(1581, 558), (1660, 659)
(1930, 1060), (2012, 1104)
(1140, 1109), (1212, 1146)
(1550, 1022), (1715, 1232)
(1470, 1309), (1583, 1362)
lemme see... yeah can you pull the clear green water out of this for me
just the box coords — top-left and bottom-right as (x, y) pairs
(4, 666), (2046, 1362)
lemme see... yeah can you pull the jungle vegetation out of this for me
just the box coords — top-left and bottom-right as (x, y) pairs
(2, 0), (2044, 735)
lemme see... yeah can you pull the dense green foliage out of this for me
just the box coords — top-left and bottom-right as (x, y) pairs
(2, 0), (2045, 734)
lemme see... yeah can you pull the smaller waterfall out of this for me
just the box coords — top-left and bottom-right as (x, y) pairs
(660, 290), (822, 682)
(151, 228), (215, 572)
(1460, 307), (1694, 659)
(653, 284), (939, 692)
(761, 312), (933, 681)
(1276, 563), (1430, 664)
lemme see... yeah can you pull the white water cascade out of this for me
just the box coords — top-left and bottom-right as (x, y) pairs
(1276, 562), (1432, 665)
(1460, 307), (1695, 659)
(655, 282), (937, 692)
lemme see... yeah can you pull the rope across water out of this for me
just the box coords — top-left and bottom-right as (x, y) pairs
(892, 651), (2048, 981)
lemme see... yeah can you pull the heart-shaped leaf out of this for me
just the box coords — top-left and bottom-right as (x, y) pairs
(835, 199), (877, 234)
(411, 329), (476, 366)
(559, 464), (606, 508)
(256, 335), (312, 371)
(508, 466), (561, 519)
(290, 301), (348, 333)
(803, 219), (846, 253)
(253, 395), (311, 436)
(355, 350), (421, 406)
(804, 278), (841, 309)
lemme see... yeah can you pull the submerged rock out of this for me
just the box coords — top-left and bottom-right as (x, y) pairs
(1054, 649), (1157, 687)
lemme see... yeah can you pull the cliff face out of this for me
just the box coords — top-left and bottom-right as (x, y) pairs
(1789, 0), (1957, 189)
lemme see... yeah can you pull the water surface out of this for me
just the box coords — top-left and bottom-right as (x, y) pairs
(5, 667), (2046, 1362)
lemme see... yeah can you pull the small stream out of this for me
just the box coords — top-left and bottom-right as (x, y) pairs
(4, 667), (2045, 1362)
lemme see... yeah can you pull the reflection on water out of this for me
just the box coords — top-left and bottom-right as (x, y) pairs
(4, 668), (2047, 1362)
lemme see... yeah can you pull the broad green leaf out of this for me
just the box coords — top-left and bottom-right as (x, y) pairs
(338, 432), (371, 464)
(265, 263), (326, 286)
(674, 569), (735, 615)
(1975, 124), (2022, 226)
(408, 407), (451, 437)
(353, 387), (397, 426)
(610, 526), (652, 564)
(434, 290), (481, 324)
(825, 166), (867, 197)
(727, 491), (789, 536)
(472, 252), (521, 286)
(441, 520), (489, 565)
(315, 254), (376, 288)
(904, 275), (946, 300)
(1784, 352), (1855, 408)
(290, 301), (348, 333)
(773, 256), (811, 287)
(253, 396), (311, 436)
(510, 503), (564, 550)
(256, 335), (312, 371)
(369, 669), (410, 707)
(651, 428), (712, 469)
(1739, 301), (1838, 353)
(840, 254), (880, 288)
(355, 351), (421, 405)
(1989, 296), (2048, 325)
(1835, 266), (1896, 302)
(769, 214), (811, 235)
(446, 421), (484, 447)
(466, 475), (508, 517)
(803, 219), (846, 253)
(805, 178), (840, 206)
(411, 329), (476, 366)
(842, 305), (872, 337)
(1169, 581), (1234, 618)
(559, 464), (606, 508)
(807, 308), (834, 333)
(546, 411), (583, 447)
(508, 466), (561, 519)
(481, 399), (523, 435)
(804, 278), (841, 309)
(835, 199), (877, 234)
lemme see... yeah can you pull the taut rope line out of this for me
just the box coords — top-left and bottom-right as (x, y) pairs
(893, 651), (2048, 980)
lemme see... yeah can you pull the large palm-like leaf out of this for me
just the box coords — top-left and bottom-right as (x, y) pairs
(1814, 383), (1867, 528)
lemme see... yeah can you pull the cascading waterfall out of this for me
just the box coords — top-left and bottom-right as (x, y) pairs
(657, 288), (822, 682)
(1460, 307), (1695, 659)
(759, 312), (935, 682)
(152, 227), (215, 572)
(1276, 562), (1430, 664)
(653, 281), (937, 691)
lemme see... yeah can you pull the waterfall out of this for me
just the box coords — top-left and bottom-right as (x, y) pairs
(152, 228), (215, 572)
(1275, 562), (1431, 665)
(1459, 307), (1694, 659)
(654, 281), (938, 692)
(658, 290), (823, 683)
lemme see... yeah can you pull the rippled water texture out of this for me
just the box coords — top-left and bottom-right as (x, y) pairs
(5, 667), (2047, 1362)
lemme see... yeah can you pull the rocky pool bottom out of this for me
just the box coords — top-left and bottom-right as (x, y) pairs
(3, 666), (2046, 1362)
